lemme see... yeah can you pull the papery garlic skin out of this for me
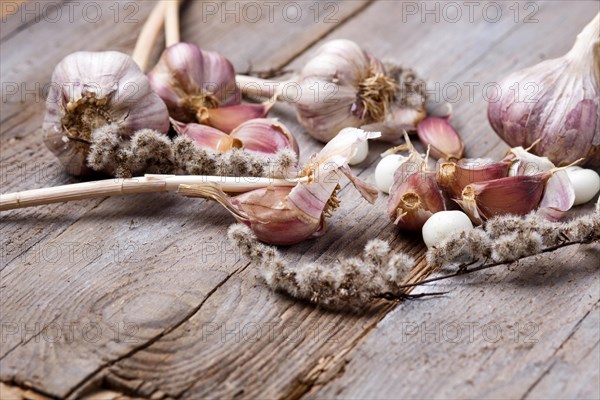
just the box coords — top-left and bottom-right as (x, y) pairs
(488, 14), (600, 168)
(43, 51), (170, 176)
(417, 117), (464, 161)
(148, 43), (240, 124)
(437, 158), (511, 198)
(171, 119), (242, 153)
(180, 128), (380, 245)
(387, 172), (446, 231)
(230, 118), (299, 158)
(295, 40), (425, 143)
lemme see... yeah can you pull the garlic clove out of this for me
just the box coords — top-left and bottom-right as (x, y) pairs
(387, 172), (446, 231)
(43, 51), (170, 176)
(171, 119), (242, 153)
(457, 174), (550, 224)
(421, 210), (473, 248)
(375, 154), (407, 193)
(361, 106), (427, 143)
(230, 118), (299, 157)
(537, 170), (575, 221)
(179, 183), (324, 246)
(349, 140), (369, 165)
(567, 167), (600, 206)
(416, 117), (464, 161)
(148, 42), (240, 123)
(179, 127), (380, 245)
(437, 158), (511, 198)
(489, 14), (600, 168)
(199, 101), (275, 134)
(505, 146), (555, 176)
(289, 127), (380, 222)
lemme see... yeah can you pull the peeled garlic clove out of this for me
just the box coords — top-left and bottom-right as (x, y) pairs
(416, 117), (464, 161)
(199, 101), (275, 134)
(230, 118), (299, 157)
(437, 158), (511, 198)
(375, 154), (407, 193)
(43, 51), (170, 176)
(457, 174), (550, 224)
(349, 140), (369, 165)
(387, 172), (446, 231)
(567, 167), (600, 205)
(148, 43), (240, 123)
(171, 119), (242, 153)
(422, 210), (473, 248)
(488, 14), (600, 168)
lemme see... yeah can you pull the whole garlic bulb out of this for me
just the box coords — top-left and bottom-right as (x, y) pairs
(488, 13), (600, 168)
(295, 39), (426, 143)
(148, 43), (240, 123)
(148, 43), (272, 133)
(43, 51), (170, 176)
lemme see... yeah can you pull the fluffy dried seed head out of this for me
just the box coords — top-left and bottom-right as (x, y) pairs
(364, 239), (391, 265)
(491, 231), (543, 263)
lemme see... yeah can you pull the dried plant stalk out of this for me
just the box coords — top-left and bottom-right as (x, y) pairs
(0, 175), (300, 211)
(132, 1), (168, 72)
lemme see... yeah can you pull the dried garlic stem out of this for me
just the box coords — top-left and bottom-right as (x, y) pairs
(0, 175), (301, 211)
(164, 0), (181, 47)
(235, 75), (292, 99)
(132, 1), (168, 71)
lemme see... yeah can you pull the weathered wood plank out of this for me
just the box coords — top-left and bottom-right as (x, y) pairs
(95, 2), (600, 399)
(0, 0), (371, 398)
(303, 2), (600, 398)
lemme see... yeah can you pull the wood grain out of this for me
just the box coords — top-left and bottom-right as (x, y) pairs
(102, 2), (598, 399)
(1, 0), (598, 399)
(0, 0), (372, 398)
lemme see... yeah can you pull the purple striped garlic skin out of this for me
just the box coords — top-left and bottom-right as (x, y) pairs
(43, 51), (170, 176)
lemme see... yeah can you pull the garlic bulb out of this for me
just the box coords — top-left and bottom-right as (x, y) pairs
(488, 13), (600, 168)
(43, 51), (170, 176)
(148, 43), (272, 132)
(295, 40), (426, 143)
(179, 128), (379, 245)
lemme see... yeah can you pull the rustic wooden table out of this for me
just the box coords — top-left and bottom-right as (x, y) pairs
(1, 1), (599, 399)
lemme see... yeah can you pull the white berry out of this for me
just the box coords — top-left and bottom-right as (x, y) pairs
(349, 140), (369, 165)
(375, 154), (406, 194)
(422, 211), (473, 249)
(566, 167), (600, 206)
